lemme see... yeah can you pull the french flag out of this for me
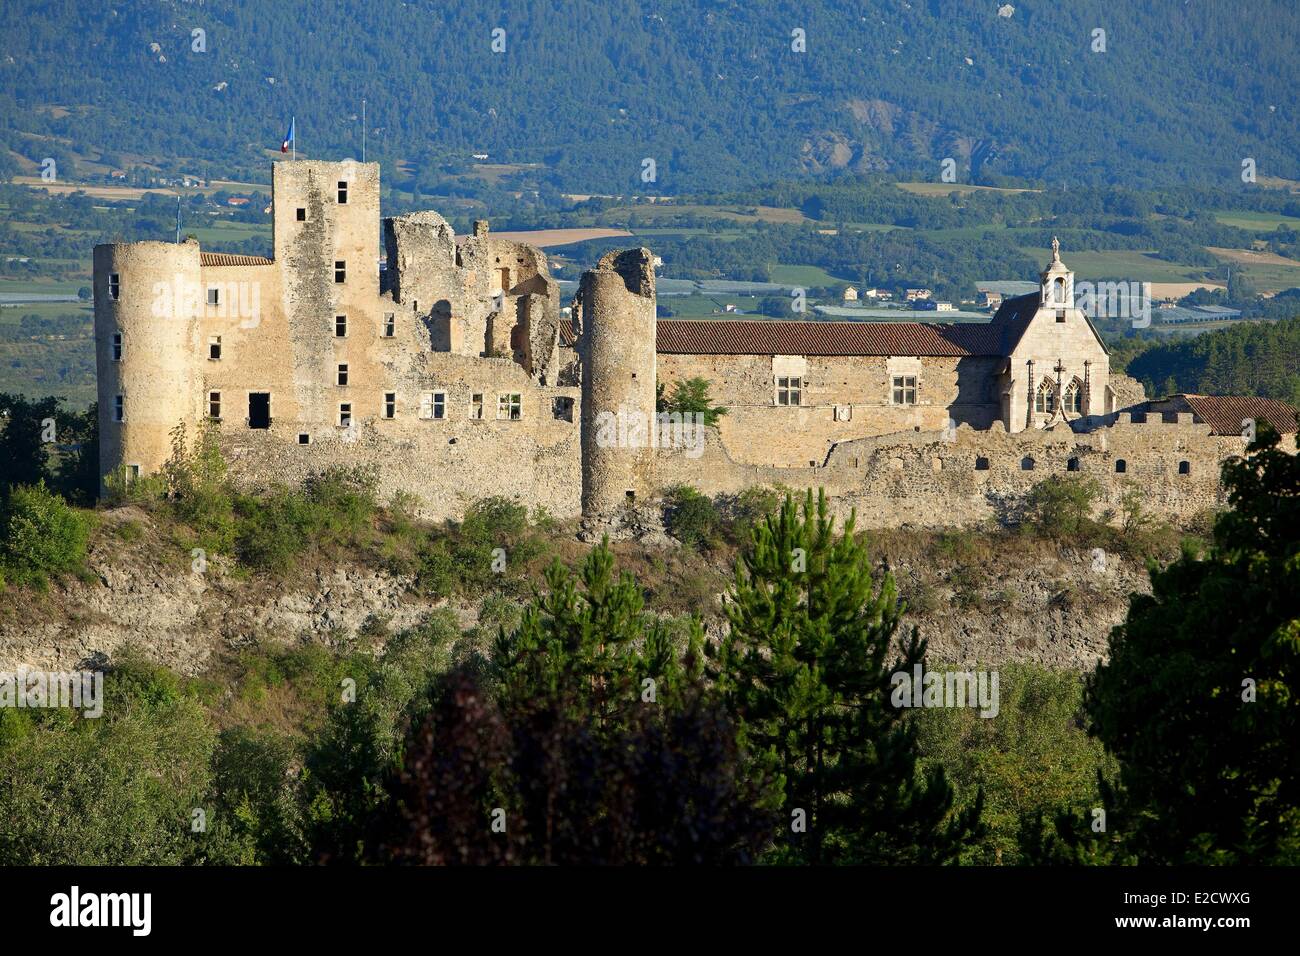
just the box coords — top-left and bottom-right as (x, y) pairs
(281, 117), (295, 153)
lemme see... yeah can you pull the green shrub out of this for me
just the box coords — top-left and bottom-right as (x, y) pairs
(414, 535), (457, 597)
(1022, 476), (1102, 540)
(662, 484), (720, 550)
(234, 489), (312, 572)
(0, 481), (92, 586)
(301, 467), (378, 542)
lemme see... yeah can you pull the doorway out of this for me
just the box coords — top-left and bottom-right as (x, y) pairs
(248, 392), (271, 429)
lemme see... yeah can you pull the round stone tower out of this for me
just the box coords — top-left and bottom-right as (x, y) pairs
(577, 247), (657, 523)
(93, 239), (202, 489)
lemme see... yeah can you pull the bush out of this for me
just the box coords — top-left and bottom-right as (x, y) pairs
(0, 481), (92, 586)
(1022, 476), (1102, 540)
(663, 484), (721, 550)
(656, 377), (727, 427)
(234, 488), (313, 572)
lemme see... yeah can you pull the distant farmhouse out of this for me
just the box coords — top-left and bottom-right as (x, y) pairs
(93, 161), (1298, 530)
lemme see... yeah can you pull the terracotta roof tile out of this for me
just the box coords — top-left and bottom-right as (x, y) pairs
(200, 252), (273, 267)
(655, 318), (1003, 357)
(1179, 394), (1299, 436)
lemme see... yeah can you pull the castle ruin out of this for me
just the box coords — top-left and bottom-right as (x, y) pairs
(93, 160), (1298, 530)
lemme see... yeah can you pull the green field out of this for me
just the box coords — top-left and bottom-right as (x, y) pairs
(0, 276), (86, 295)
(768, 264), (848, 287)
(1212, 210), (1300, 231)
(1017, 247), (1206, 282)
(660, 293), (767, 318)
(184, 219), (272, 246)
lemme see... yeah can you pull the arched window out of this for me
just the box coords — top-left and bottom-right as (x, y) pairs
(1053, 277), (1066, 303)
(1021, 456), (1035, 471)
(1067, 457), (1080, 472)
(1178, 460), (1191, 475)
(1063, 379), (1082, 414)
(1035, 378), (1057, 414)
(1115, 459), (1127, 474)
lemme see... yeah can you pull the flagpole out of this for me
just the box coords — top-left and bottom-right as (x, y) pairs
(362, 99), (366, 164)
(292, 114), (296, 161)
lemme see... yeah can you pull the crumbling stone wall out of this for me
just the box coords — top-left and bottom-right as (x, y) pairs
(652, 414), (1254, 528)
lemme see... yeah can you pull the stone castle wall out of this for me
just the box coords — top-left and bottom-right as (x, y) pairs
(94, 159), (1286, 531)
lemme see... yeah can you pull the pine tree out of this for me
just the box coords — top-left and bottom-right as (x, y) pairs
(712, 490), (983, 864)
(1084, 425), (1300, 863)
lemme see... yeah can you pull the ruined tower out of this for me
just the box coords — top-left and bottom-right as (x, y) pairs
(576, 248), (657, 523)
(93, 239), (203, 487)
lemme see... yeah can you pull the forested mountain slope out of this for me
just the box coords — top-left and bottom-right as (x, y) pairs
(2, 0), (1296, 192)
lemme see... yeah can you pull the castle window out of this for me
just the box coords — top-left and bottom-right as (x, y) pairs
(1115, 459), (1127, 474)
(1063, 381), (1081, 414)
(383, 313), (395, 337)
(209, 336), (222, 360)
(777, 376), (802, 406)
(975, 456), (990, 471)
(208, 391), (221, 420)
(335, 261), (346, 283)
(128, 464), (141, 481)
(1179, 460), (1190, 475)
(383, 392), (396, 419)
(112, 333), (122, 361)
(420, 392), (446, 420)
(470, 393), (484, 420)
(337, 364), (349, 386)
(207, 287), (220, 307)
(296, 208), (307, 222)
(553, 397), (574, 422)
(1021, 456), (1035, 471)
(337, 182), (348, 204)
(248, 393), (271, 429)
(1056, 310), (1066, 323)
(497, 393), (522, 420)
(338, 403), (352, 428)
(1067, 457), (1080, 472)
(892, 375), (917, 406)
(335, 315), (347, 337)
(1035, 379), (1057, 414)
(1053, 277), (1066, 304)
(114, 395), (124, 422)
(108, 273), (120, 300)
(298, 433), (310, 445)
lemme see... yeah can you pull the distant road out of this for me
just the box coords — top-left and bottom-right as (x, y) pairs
(0, 292), (82, 305)
(488, 228), (632, 248)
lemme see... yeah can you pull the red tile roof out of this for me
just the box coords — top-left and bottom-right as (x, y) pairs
(1179, 394), (1299, 436)
(200, 252), (272, 267)
(654, 318), (1003, 357)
